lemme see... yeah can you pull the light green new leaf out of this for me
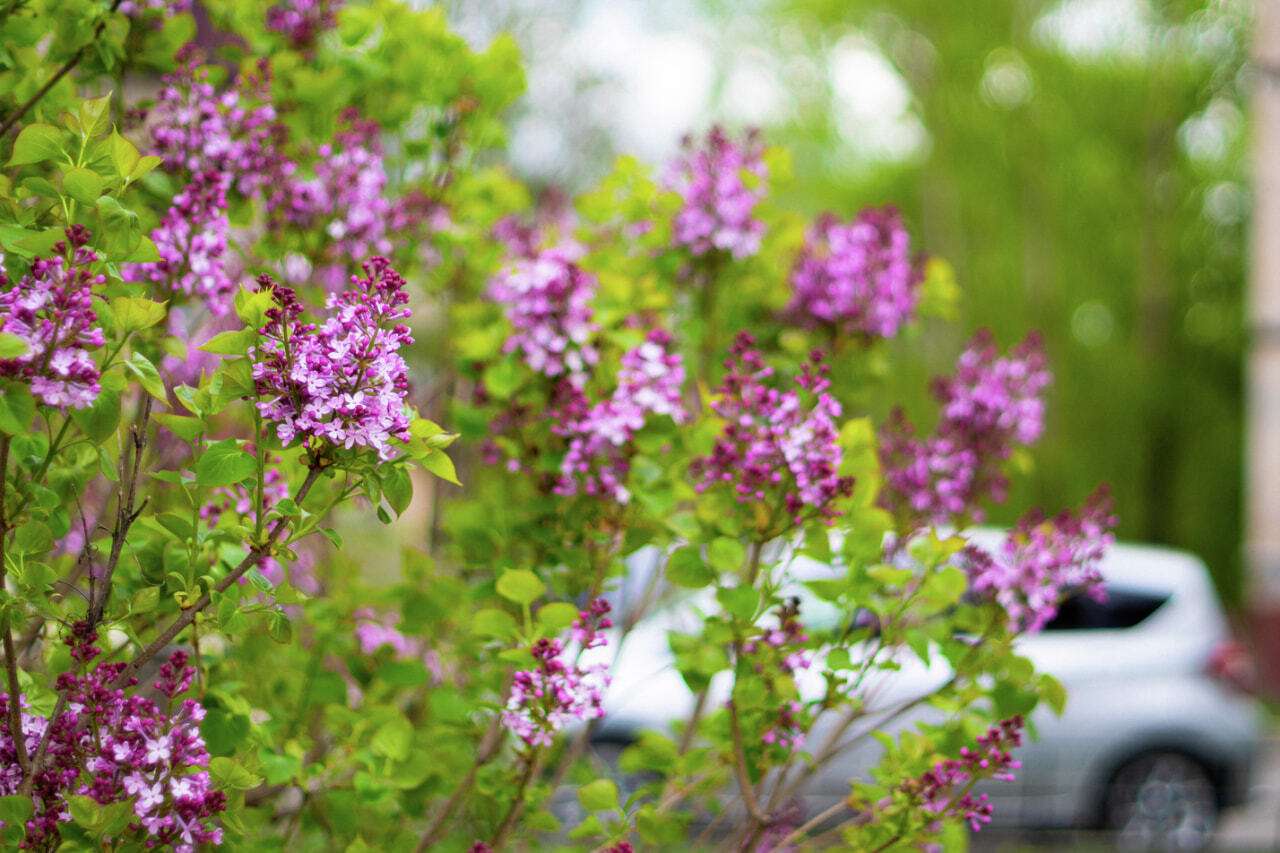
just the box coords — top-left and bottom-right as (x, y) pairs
(195, 439), (257, 487)
(7, 123), (63, 167)
(496, 569), (545, 605)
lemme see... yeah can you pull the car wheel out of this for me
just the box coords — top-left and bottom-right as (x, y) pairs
(1102, 751), (1218, 851)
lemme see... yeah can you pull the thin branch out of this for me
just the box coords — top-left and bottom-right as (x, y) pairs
(0, 435), (30, 776)
(415, 715), (505, 852)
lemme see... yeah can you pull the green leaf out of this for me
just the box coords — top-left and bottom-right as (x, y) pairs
(234, 286), (274, 329)
(268, 611), (292, 643)
(260, 753), (301, 786)
(707, 537), (746, 572)
(1040, 673), (1068, 715)
(536, 602), (579, 632)
(152, 412), (204, 442)
(378, 660), (429, 687)
(666, 546), (713, 589)
(567, 814), (606, 840)
(107, 128), (140, 180)
(716, 585), (760, 622)
(70, 387), (120, 442)
(66, 794), (101, 828)
(111, 296), (167, 333)
(77, 93), (112, 137)
(420, 448), (460, 485)
(196, 439), (257, 487)
(7, 123), (63, 167)
(371, 714), (413, 760)
(577, 779), (619, 812)
(95, 196), (143, 255)
(0, 333), (29, 359)
(125, 352), (167, 401)
(481, 359), (523, 399)
(199, 328), (258, 356)
(62, 167), (104, 205)
(131, 155), (162, 182)
(472, 608), (517, 638)
(495, 569), (545, 605)
(0, 384), (35, 435)
(382, 466), (413, 516)
(130, 586), (160, 615)
(868, 565), (914, 587)
(209, 756), (263, 790)
(0, 794), (33, 825)
(13, 522), (52, 555)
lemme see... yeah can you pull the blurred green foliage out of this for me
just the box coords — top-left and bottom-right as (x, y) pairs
(735, 0), (1250, 602)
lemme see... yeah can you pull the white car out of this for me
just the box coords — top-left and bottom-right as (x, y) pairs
(590, 536), (1262, 849)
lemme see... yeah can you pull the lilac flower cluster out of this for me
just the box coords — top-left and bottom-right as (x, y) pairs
(353, 609), (414, 657)
(665, 127), (768, 260)
(761, 700), (806, 751)
(250, 258), (414, 460)
(900, 716), (1023, 832)
(879, 330), (1051, 529)
(502, 637), (609, 748)
(784, 207), (925, 340)
(553, 330), (687, 503)
(266, 0), (342, 49)
(127, 52), (283, 315)
(964, 487), (1117, 633)
(691, 333), (855, 527)
(488, 246), (600, 387)
(281, 112), (393, 272)
(744, 598), (811, 676)
(0, 226), (105, 410)
(0, 628), (224, 850)
(119, 0), (193, 18)
(570, 598), (614, 651)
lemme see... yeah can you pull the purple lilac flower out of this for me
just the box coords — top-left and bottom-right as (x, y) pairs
(0, 226), (105, 410)
(690, 333), (855, 527)
(266, 0), (343, 49)
(353, 609), (414, 657)
(761, 700), (806, 751)
(489, 245), (600, 387)
(119, 0), (193, 18)
(900, 716), (1023, 832)
(0, 629), (224, 850)
(126, 169), (234, 314)
(280, 111), (392, 267)
(879, 330), (1051, 529)
(664, 126), (768, 260)
(502, 637), (608, 748)
(744, 598), (810, 675)
(569, 598), (613, 651)
(553, 329), (687, 503)
(964, 487), (1117, 633)
(250, 257), (414, 461)
(784, 207), (925, 340)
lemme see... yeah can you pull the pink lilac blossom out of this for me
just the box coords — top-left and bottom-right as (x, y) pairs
(664, 126), (768, 260)
(879, 330), (1051, 529)
(0, 226), (105, 410)
(900, 716), (1023, 832)
(489, 245), (600, 387)
(744, 598), (811, 676)
(250, 257), (414, 460)
(353, 609), (413, 657)
(569, 598), (613, 651)
(690, 333), (855, 526)
(280, 111), (392, 267)
(783, 207), (925, 340)
(761, 700), (806, 751)
(553, 330), (687, 503)
(266, 0), (342, 49)
(964, 487), (1117, 634)
(502, 637), (608, 748)
(119, 0), (193, 18)
(0, 627), (224, 850)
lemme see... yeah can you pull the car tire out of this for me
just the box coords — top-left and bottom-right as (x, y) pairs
(1101, 751), (1218, 851)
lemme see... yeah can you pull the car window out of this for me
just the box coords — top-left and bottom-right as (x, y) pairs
(1042, 588), (1169, 631)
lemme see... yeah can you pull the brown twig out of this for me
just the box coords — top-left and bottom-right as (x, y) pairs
(415, 715), (505, 852)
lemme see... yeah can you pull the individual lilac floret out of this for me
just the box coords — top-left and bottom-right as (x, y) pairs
(784, 207), (925, 340)
(266, 0), (343, 49)
(0, 628), (225, 850)
(879, 330), (1051, 530)
(553, 329), (687, 503)
(125, 169), (234, 315)
(502, 637), (609, 748)
(964, 487), (1117, 633)
(665, 126), (768, 260)
(489, 245), (600, 388)
(250, 257), (414, 461)
(690, 333), (855, 527)
(0, 226), (106, 410)
(761, 700), (806, 751)
(899, 716), (1024, 833)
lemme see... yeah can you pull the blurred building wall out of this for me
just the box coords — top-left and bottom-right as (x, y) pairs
(1248, 0), (1280, 690)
